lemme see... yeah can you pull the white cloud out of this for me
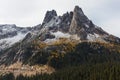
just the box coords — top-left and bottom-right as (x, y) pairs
(0, 0), (120, 37)
(0, 0), (77, 26)
(101, 17), (120, 37)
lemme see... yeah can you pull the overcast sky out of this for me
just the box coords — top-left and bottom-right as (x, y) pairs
(0, 0), (120, 37)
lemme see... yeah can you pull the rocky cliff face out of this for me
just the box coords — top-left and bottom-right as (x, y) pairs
(69, 6), (110, 41)
(38, 6), (120, 43)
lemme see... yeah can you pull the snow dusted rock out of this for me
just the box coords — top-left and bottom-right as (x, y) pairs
(69, 6), (92, 38)
(36, 5), (120, 43)
(0, 33), (27, 50)
(51, 31), (71, 39)
(0, 6), (119, 51)
(0, 6), (120, 54)
(42, 10), (57, 25)
(0, 24), (17, 39)
(39, 32), (55, 41)
(0, 24), (32, 51)
(58, 12), (73, 32)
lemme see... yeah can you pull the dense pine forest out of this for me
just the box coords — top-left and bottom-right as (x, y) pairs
(1, 63), (120, 80)
(0, 42), (120, 80)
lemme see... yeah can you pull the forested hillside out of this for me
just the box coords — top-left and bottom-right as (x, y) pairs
(1, 62), (120, 80)
(1, 41), (120, 80)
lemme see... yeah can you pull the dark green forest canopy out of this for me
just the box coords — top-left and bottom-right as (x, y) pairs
(1, 42), (120, 80)
(1, 62), (120, 80)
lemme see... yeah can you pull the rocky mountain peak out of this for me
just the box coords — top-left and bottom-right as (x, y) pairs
(74, 6), (84, 15)
(0, 5), (120, 67)
(38, 6), (119, 43)
(68, 6), (111, 41)
(73, 6), (89, 23)
(69, 6), (90, 36)
(42, 10), (57, 24)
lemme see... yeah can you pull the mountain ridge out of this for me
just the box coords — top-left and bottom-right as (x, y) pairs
(0, 5), (120, 74)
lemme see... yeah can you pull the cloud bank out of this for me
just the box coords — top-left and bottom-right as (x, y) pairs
(0, 0), (119, 37)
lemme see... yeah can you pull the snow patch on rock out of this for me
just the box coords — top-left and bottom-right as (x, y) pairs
(44, 31), (71, 43)
(52, 31), (71, 39)
(44, 16), (61, 28)
(87, 33), (100, 41)
(0, 33), (27, 51)
(87, 33), (107, 42)
(84, 24), (89, 28)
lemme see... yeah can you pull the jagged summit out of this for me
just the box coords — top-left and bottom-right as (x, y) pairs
(74, 6), (85, 16)
(74, 6), (89, 23)
(35, 5), (120, 43)
(0, 6), (120, 45)
(42, 10), (57, 24)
